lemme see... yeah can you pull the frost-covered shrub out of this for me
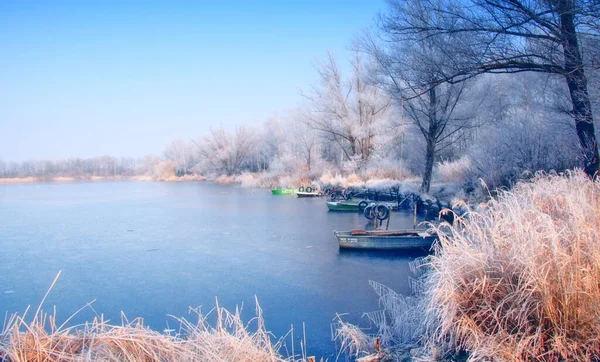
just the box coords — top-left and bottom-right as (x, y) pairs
(333, 259), (431, 359)
(429, 171), (600, 361)
(434, 156), (471, 183)
(466, 74), (581, 189)
(319, 172), (362, 188)
(152, 161), (176, 180)
(468, 114), (579, 188)
(362, 158), (415, 181)
(268, 154), (302, 175)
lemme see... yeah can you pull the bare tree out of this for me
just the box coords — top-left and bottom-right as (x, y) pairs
(164, 138), (195, 176)
(381, 0), (600, 176)
(363, 18), (479, 192)
(291, 117), (322, 173)
(194, 126), (258, 176)
(303, 52), (394, 168)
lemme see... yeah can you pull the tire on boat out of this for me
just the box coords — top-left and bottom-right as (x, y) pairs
(376, 204), (390, 221)
(358, 200), (369, 212)
(306, 186), (313, 193)
(364, 205), (376, 220)
(299, 186), (305, 192)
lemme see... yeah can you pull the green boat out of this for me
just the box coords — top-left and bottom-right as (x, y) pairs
(326, 200), (361, 211)
(271, 188), (298, 195)
(326, 200), (399, 212)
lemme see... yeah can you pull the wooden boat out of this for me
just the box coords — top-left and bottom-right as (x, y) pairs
(334, 229), (437, 251)
(296, 191), (321, 198)
(271, 188), (297, 195)
(326, 200), (399, 212)
(326, 200), (360, 211)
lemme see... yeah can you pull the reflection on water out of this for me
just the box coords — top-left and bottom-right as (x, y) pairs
(0, 181), (429, 358)
(337, 248), (431, 261)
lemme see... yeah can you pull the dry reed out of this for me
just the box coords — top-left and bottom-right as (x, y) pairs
(434, 157), (471, 184)
(332, 258), (431, 360)
(362, 280), (425, 350)
(364, 165), (414, 182)
(332, 316), (371, 360)
(428, 170), (600, 361)
(0, 290), (289, 362)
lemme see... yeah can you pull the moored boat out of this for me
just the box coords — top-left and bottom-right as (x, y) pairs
(334, 229), (437, 251)
(296, 191), (321, 198)
(326, 200), (399, 212)
(326, 200), (360, 211)
(271, 188), (298, 195)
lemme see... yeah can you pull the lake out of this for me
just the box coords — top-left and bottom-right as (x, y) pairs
(0, 181), (428, 358)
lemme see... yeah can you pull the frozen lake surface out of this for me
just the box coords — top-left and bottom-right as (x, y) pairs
(0, 181), (428, 358)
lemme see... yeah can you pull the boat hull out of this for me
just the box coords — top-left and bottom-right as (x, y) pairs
(326, 201), (360, 211)
(326, 201), (399, 212)
(334, 230), (437, 251)
(271, 189), (297, 195)
(296, 192), (321, 197)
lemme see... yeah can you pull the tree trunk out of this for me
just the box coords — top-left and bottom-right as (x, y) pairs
(421, 140), (435, 193)
(349, 136), (357, 158)
(421, 87), (438, 193)
(559, 0), (599, 177)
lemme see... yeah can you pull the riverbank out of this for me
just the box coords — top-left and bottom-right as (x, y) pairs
(214, 170), (467, 209)
(336, 170), (600, 361)
(0, 170), (467, 207)
(0, 174), (205, 184)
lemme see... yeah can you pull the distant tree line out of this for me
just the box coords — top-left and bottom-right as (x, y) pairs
(0, 156), (138, 178)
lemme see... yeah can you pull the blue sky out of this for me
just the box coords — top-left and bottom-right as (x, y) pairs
(0, 1), (385, 161)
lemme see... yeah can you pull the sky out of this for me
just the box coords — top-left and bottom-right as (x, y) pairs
(0, 1), (385, 162)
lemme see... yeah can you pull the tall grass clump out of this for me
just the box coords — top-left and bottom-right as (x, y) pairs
(428, 170), (600, 361)
(362, 161), (414, 181)
(332, 259), (431, 360)
(0, 279), (289, 362)
(434, 156), (471, 184)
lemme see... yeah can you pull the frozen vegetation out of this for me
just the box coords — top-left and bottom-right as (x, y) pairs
(0, 275), (292, 362)
(334, 171), (600, 361)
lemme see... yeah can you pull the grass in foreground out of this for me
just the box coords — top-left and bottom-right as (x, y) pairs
(0, 281), (290, 362)
(428, 170), (600, 361)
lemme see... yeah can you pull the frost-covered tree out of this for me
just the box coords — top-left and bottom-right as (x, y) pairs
(260, 110), (326, 175)
(364, 12), (479, 193)
(303, 52), (395, 169)
(381, 0), (600, 177)
(164, 138), (195, 175)
(291, 114), (323, 174)
(194, 126), (258, 176)
(257, 115), (290, 173)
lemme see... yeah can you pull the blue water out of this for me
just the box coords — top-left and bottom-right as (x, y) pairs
(0, 181), (427, 359)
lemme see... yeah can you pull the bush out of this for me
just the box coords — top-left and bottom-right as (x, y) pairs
(434, 157), (471, 183)
(363, 162), (414, 181)
(428, 170), (600, 361)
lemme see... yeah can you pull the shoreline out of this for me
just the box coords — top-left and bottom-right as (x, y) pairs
(0, 175), (205, 184)
(0, 173), (463, 210)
